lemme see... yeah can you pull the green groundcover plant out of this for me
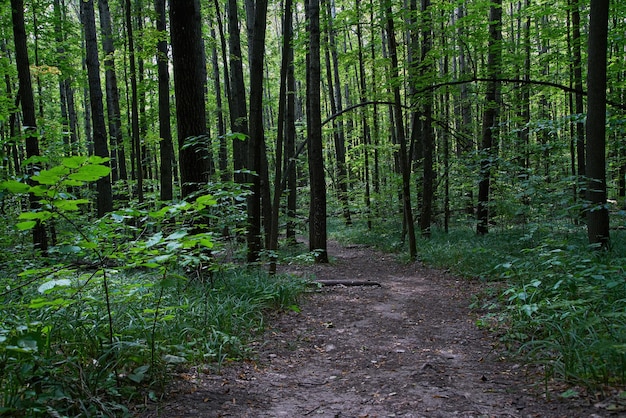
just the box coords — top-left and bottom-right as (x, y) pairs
(0, 157), (308, 416)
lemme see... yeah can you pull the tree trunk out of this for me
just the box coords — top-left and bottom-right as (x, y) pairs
(306, 0), (328, 263)
(384, 0), (416, 260)
(419, 0), (434, 238)
(585, 0), (610, 247)
(571, 0), (585, 199)
(99, 0), (127, 183)
(125, 0), (143, 202)
(477, 0), (502, 235)
(81, 0), (113, 217)
(247, 0), (270, 262)
(170, 0), (210, 199)
(228, 0), (250, 184)
(11, 0), (48, 252)
(155, 0), (174, 201)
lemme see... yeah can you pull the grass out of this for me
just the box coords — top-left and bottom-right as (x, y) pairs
(0, 265), (309, 416)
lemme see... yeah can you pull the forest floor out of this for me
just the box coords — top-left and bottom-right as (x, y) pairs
(139, 240), (617, 417)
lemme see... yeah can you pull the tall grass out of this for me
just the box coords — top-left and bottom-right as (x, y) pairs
(0, 267), (308, 416)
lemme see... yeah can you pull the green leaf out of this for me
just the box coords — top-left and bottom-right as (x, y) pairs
(16, 221), (37, 230)
(145, 232), (163, 248)
(166, 230), (188, 241)
(32, 166), (70, 185)
(1, 180), (30, 193)
(53, 199), (90, 211)
(68, 164), (111, 182)
(87, 156), (110, 165)
(61, 156), (88, 169)
(38, 279), (71, 293)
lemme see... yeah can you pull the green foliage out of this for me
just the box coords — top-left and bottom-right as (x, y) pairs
(0, 161), (308, 416)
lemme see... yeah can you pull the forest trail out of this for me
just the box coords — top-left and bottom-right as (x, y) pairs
(142, 241), (605, 417)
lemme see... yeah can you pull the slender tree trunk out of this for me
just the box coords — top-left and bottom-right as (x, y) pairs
(477, 0), (502, 235)
(11, 0), (48, 252)
(571, 0), (585, 199)
(125, 0), (143, 202)
(99, 0), (127, 183)
(585, 0), (610, 247)
(247, 0), (270, 262)
(210, 26), (228, 180)
(81, 0), (113, 217)
(307, 0), (328, 263)
(170, 0), (210, 199)
(285, 18), (298, 243)
(155, 0), (174, 201)
(384, 0), (416, 260)
(269, 0), (294, 272)
(228, 0), (250, 184)
(419, 0), (434, 238)
(326, 0), (351, 226)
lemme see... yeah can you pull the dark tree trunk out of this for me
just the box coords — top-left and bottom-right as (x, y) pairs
(384, 0), (416, 260)
(212, 2), (233, 178)
(125, 0), (143, 202)
(11, 0), (48, 251)
(571, 0), (585, 198)
(306, 0), (328, 263)
(99, 0), (127, 183)
(246, 0), (269, 262)
(155, 0), (174, 201)
(210, 26), (228, 181)
(170, 0), (210, 199)
(585, 0), (610, 247)
(355, 0), (371, 229)
(81, 0), (113, 217)
(477, 0), (502, 235)
(285, 18), (297, 243)
(269, 0), (294, 273)
(326, 0), (351, 226)
(228, 0), (250, 184)
(419, 0), (434, 238)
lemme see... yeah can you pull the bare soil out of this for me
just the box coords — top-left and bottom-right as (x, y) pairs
(140, 241), (615, 417)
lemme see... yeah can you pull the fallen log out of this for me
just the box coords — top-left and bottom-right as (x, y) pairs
(311, 279), (381, 287)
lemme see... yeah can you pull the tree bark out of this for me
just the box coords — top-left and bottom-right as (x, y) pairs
(228, 0), (250, 184)
(384, 0), (416, 260)
(81, 0), (113, 217)
(125, 0), (143, 202)
(307, 0), (328, 263)
(170, 0), (210, 199)
(11, 0), (48, 251)
(419, 0), (434, 238)
(477, 0), (502, 235)
(585, 0), (610, 247)
(247, 0), (270, 262)
(155, 0), (174, 201)
(99, 0), (127, 183)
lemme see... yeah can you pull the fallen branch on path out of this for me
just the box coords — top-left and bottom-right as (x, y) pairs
(312, 279), (381, 287)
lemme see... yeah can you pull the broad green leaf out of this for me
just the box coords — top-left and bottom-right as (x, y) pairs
(53, 199), (89, 211)
(62, 156), (88, 169)
(38, 279), (71, 293)
(16, 221), (37, 230)
(68, 164), (111, 182)
(1, 180), (30, 193)
(196, 194), (217, 209)
(166, 230), (188, 241)
(19, 211), (53, 222)
(32, 166), (69, 185)
(87, 156), (110, 165)
(145, 232), (163, 248)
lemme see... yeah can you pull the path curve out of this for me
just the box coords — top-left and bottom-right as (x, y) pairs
(143, 241), (605, 417)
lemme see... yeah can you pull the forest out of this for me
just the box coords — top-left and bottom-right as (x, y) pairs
(0, 0), (625, 415)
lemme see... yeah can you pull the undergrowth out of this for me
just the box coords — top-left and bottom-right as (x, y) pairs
(0, 158), (309, 416)
(330, 215), (626, 393)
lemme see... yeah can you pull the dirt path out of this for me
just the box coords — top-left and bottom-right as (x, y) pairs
(142, 241), (607, 417)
